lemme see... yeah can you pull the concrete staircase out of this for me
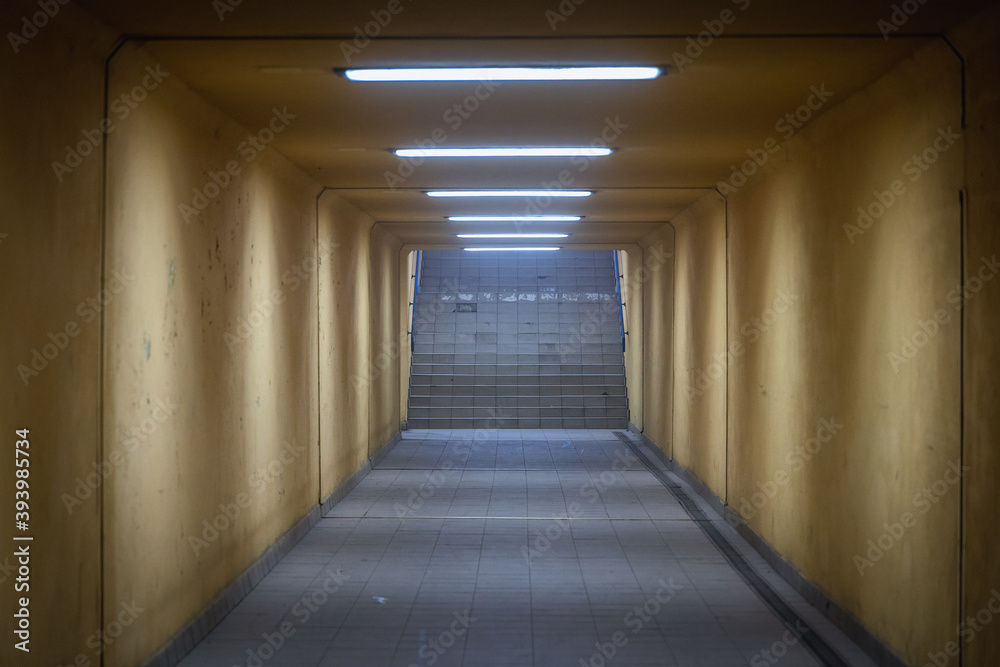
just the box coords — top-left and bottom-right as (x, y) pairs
(406, 249), (628, 429)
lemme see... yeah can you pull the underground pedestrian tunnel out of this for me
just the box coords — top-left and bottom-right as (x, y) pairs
(2, 1), (1000, 665)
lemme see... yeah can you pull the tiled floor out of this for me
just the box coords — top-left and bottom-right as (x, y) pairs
(178, 430), (875, 667)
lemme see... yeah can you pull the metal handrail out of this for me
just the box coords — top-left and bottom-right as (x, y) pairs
(409, 250), (421, 353)
(613, 250), (627, 353)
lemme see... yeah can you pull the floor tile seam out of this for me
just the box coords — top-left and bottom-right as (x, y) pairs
(589, 468), (661, 522)
(386, 528), (450, 663)
(464, 518), (498, 667)
(525, 519), (537, 667)
(359, 469), (406, 509)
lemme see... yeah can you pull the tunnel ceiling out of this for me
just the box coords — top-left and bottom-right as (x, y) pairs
(83, 0), (989, 246)
(77, 0), (991, 38)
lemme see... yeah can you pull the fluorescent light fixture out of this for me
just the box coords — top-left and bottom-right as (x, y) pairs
(448, 215), (581, 222)
(395, 147), (613, 158)
(344, 66), (661, 82)
(464, 247), (561, 252)
(457, 233), (569, 239)
(427, 190), (592, 198)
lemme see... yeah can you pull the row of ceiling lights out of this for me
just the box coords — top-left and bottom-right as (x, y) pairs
(344, 66), (663, 250)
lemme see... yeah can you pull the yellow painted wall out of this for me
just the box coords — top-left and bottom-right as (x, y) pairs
(0, 13), (408, 661)
(726, 42), (963, 662)
(951, 6), (1000, 663)
(672, 196), (728, 494)
(642, 39), (969, 664)
(0, 36), (409, 666)
(369, 226), (403, 454)
(317, 210), (403, 481)
(637, 226), (676, 458)
(318, 192), (374, 495)
(0, 2), (116, 664)
(103, 45), (324, 665)
(101, 50), (406, 665)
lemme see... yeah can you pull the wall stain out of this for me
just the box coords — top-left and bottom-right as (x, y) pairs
(144, 335), (151, 360)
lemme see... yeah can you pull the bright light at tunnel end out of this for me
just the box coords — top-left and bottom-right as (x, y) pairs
(344, 66), (662, 82)
(463, 247), (562, 252)
(395, 147), (613, 158)
(427, 190), (592, 198)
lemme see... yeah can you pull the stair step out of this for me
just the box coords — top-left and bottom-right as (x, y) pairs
(410, 364), (624, 374)
(409, 378), (626, 388)
(410, 332), (621, 339)
(409, 396), (628, 406)
(412, 357), (624, 366)
(407, 249), (629, 429)
(405, 417), (629, 429)
(412, 343), (624, 353)
(413, 391), (626, 401)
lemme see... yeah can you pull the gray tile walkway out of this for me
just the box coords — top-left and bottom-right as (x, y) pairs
(178, 430), (876, 667)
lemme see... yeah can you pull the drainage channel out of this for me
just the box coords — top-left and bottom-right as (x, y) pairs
(613, 430), (849, 667)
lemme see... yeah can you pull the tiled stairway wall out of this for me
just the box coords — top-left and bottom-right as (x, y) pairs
(406, 250), (628, 429)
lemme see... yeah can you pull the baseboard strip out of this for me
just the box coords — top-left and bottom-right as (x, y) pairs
(624, 423), (907, 667)
(142, 431), (403, 667)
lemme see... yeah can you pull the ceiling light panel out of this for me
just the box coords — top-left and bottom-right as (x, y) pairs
(344, 67), (661, 82)
(456, 233), (569, 239)
(426, 190), (592, 198)
(464, 247), (562, 252)
(448, 216), (581, 222)
(395, 147), (613, 158)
